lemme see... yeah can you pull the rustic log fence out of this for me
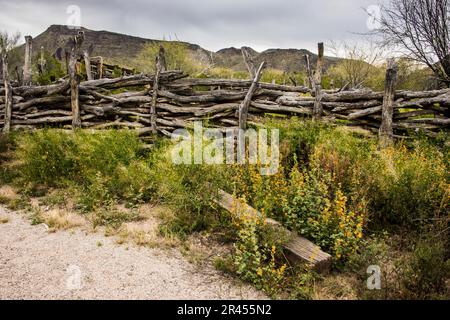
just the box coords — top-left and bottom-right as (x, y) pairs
(1, 36), (449, 142)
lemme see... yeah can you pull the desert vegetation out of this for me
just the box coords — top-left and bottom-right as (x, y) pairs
(0, 120), (448, 299)
(1, 0), (449, 301)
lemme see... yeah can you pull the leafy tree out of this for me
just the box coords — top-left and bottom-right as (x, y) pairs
(135, 42), (200, 75)
(33, 51), (65, 85)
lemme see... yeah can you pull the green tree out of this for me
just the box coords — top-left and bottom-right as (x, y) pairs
(33, 51), (65, 85)
(135, 42), (200, 75)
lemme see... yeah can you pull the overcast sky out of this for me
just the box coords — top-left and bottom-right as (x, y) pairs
(0, 0), (387, 53)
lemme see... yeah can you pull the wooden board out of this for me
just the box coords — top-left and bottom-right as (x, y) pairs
(214, 189), (332, 273)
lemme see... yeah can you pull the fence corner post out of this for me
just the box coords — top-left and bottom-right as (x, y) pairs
(68, 32), (84, 130)
(23, 35), (33, 86)
(150, 46), (165, 134)
(313, 42), (324, 119)
(379, 58), (398, 148)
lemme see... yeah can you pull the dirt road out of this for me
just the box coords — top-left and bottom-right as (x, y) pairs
(0, 207), (265, 300)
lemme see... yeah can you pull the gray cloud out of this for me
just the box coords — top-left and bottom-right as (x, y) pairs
(0, 0), (387, 52)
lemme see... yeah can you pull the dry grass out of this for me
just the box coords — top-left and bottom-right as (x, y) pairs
(0, 216), (10, 224)
(0, 185), (19, 204)
(313, 273), (360, 300)
(39, 208), (86, 232)
(116, 204), (179, 248)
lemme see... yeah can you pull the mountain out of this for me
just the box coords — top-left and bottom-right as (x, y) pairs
(17, 25), (341, 74)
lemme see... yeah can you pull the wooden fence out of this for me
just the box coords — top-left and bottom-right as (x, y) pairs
(1, 34), (449, 144)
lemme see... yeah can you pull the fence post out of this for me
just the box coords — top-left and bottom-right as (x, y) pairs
(313, 42), (324, 119)
(68, 32), (84, 129)
(2, 53), (12, 134)
(83, 50), (93, 81)
(69, 51), (81, 129)
(150, 46), (165, 134)
(379, 59), (398, 147)
(238, 62), (265, 130)
(241, 47), (256, 78)
(303, 54), (313, 90)
(23, 36), (33, 86)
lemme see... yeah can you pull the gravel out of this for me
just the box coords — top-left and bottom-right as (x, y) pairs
(0, 207), (266, 300)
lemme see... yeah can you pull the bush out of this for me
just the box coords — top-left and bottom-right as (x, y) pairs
(232, 204), (289, 296)
(16, 129), (141, 185)
(366, 143), (449, 228)
(399, 237), (450, 299)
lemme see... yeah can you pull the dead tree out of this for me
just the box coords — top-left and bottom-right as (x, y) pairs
(375, 0), (450, 86)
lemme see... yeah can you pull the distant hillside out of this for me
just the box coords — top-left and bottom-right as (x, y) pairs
(16, 25), (342, 74)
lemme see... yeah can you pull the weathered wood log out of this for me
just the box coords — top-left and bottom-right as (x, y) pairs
(16, 95), (71, 111)
(214, 188), (332, 272)
(166, 78), (310, 93)
(83, 50), (93, 81)
(23, 36), (33, 86)
(322, 90), (383, 102)
(239, 62), (265, 130)
(347, 105), (382, 120)
(379, 59), (398, 147)
(251, 101), (312, 115)
(326, 100), (381, 112)
(80, 71), (186, 89)
(12, 114), (95, 125)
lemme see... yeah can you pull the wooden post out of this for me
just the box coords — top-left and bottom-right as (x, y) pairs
(23, 36), (33, 86)
(97, 56), (104, 79)
(238, 62), (265, 130)
(313, 43), (324, 119)
(150, 46), (165, 134)
(67, 32), (85, 129)
(303, 54), (313, 90)
(68, 51), (80, 129)
(241, 47), (256, 78)
(2, 54), (12, 133)
(83, 50), (93, 81)
(379, 59), (398, 147)
(315, 42), (324, 85)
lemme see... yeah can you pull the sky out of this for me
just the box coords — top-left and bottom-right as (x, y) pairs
(0, 0), (387, 53)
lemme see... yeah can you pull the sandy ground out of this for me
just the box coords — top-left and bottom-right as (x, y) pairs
(0, 206), (266, 300)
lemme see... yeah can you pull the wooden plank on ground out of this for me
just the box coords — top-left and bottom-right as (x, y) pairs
(214, 188), (332, 273)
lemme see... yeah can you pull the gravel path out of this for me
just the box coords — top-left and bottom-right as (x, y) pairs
(0, 207), (265, 300)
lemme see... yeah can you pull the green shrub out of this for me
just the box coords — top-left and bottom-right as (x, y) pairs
(17, 129), (79, 186)
(399, 237), (450, 299)
(16, 129), (142, 187)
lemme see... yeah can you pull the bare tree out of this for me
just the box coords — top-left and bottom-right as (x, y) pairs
(328, 40), (385, 89)
(0, 31), (21, 80)
(373, 0), (450, 86)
